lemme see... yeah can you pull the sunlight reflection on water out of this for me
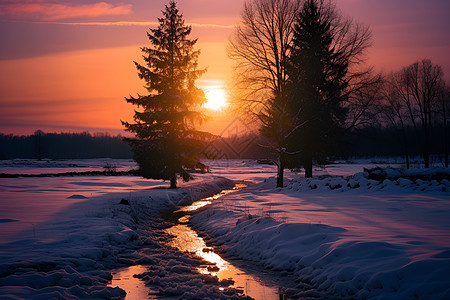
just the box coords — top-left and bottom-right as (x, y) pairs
(175, 184), (247, 213)
(166, 184), (281, 300)
(110, 184), (282, 300)
(109, 265), (156, 300)
(166, 223), (228, 274)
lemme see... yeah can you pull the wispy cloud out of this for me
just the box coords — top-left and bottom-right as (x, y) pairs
(32, 20), (235, 29)
(0, 2), (132, 21)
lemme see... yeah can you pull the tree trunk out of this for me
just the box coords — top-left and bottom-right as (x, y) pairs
(276, 158), (284, 188)
(305, 161), (313, 178)
(36, 134), (42, 161)
(305, 150), (313, 178)
(170, 176), (177, 189)
(422, 125), (431, 168)
(423, 129), (430, 168)
(401, 129), (410, 169)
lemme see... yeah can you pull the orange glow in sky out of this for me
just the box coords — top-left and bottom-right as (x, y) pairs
(0, 0), (449, 135)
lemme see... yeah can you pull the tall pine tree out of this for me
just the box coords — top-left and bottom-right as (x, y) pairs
(286, 0), (348, 178)
(122, 1), (208, 188)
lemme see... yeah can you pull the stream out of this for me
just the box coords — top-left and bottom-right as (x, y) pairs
(109, 184), (288, 299)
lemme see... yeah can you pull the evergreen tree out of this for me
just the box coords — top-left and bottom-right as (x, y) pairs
(286, 0), (349, 178)
(122, 1), (208, 188)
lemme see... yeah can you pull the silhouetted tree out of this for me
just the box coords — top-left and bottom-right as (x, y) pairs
(229, 0), (300, 187)
(0, 131), (132, 159)
(439, 84), (450, 167)
(122, 1), (208, 188)
(390, 59), (445, 168)
(380, 73), (412, 168)
(229, 0), (378, 184)
(286, 0), (376, 178)
(34, 130), (44, 160)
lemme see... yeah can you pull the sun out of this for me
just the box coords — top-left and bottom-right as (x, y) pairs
(204, 88), (228, 111)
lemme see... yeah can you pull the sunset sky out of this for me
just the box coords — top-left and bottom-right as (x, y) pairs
(0, 0), (449, 136)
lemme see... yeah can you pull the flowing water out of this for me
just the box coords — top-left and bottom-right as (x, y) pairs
(109, 265), (156, 300)
(110, 184), (286, 299)
(164, 184), (284, 299)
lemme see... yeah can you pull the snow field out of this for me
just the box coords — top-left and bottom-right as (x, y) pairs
(1, 158), (449, 299)
(0, 158), (137, 175)
(0, 175), (169, 242)
(0, 175), (252, 299)
(191, 166), (450, 299)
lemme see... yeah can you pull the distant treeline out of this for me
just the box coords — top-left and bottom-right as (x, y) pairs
(346, 125), (448, 165)
(194, 125), (449, 164)
(0, 131), (133, 159)
(0, 127), (448, 163)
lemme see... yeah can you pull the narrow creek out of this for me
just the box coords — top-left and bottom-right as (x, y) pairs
(109, 184), (288, 299)
(165, 183), (284, 299)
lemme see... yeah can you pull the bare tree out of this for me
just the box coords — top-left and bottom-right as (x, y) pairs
(394, 59), (444, 168)
(438, 83), (450, 167)
(380, 73), (412, 168)
(229, 0), (299, 101)
(228, 0), (300, 187)
(344, 72), (383, 130)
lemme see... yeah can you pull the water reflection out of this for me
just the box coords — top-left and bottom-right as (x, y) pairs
(166, 184), (282, 300)
(175, 183), (247, 213)
(166, 223), (228, 275)
(109, 265), (156, 300)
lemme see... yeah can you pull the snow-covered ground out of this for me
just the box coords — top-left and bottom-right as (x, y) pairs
(192, 161), (450, 299)
(0, 175), (165, 243)
(0, 163), (245, 299)
(0, 158), (449, 299)
(0, 158), (137, 175)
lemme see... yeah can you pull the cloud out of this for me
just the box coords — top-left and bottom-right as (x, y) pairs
(0, 2), (132, 21)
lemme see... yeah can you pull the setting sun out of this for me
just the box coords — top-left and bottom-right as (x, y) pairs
(204, 88), (228, 111)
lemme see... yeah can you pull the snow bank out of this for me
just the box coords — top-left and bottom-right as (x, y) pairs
(192, 167), (450, 299)
(0, 175), (242, 299)
(364, 166), (450, 181)
(281, 168), (449, 194)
